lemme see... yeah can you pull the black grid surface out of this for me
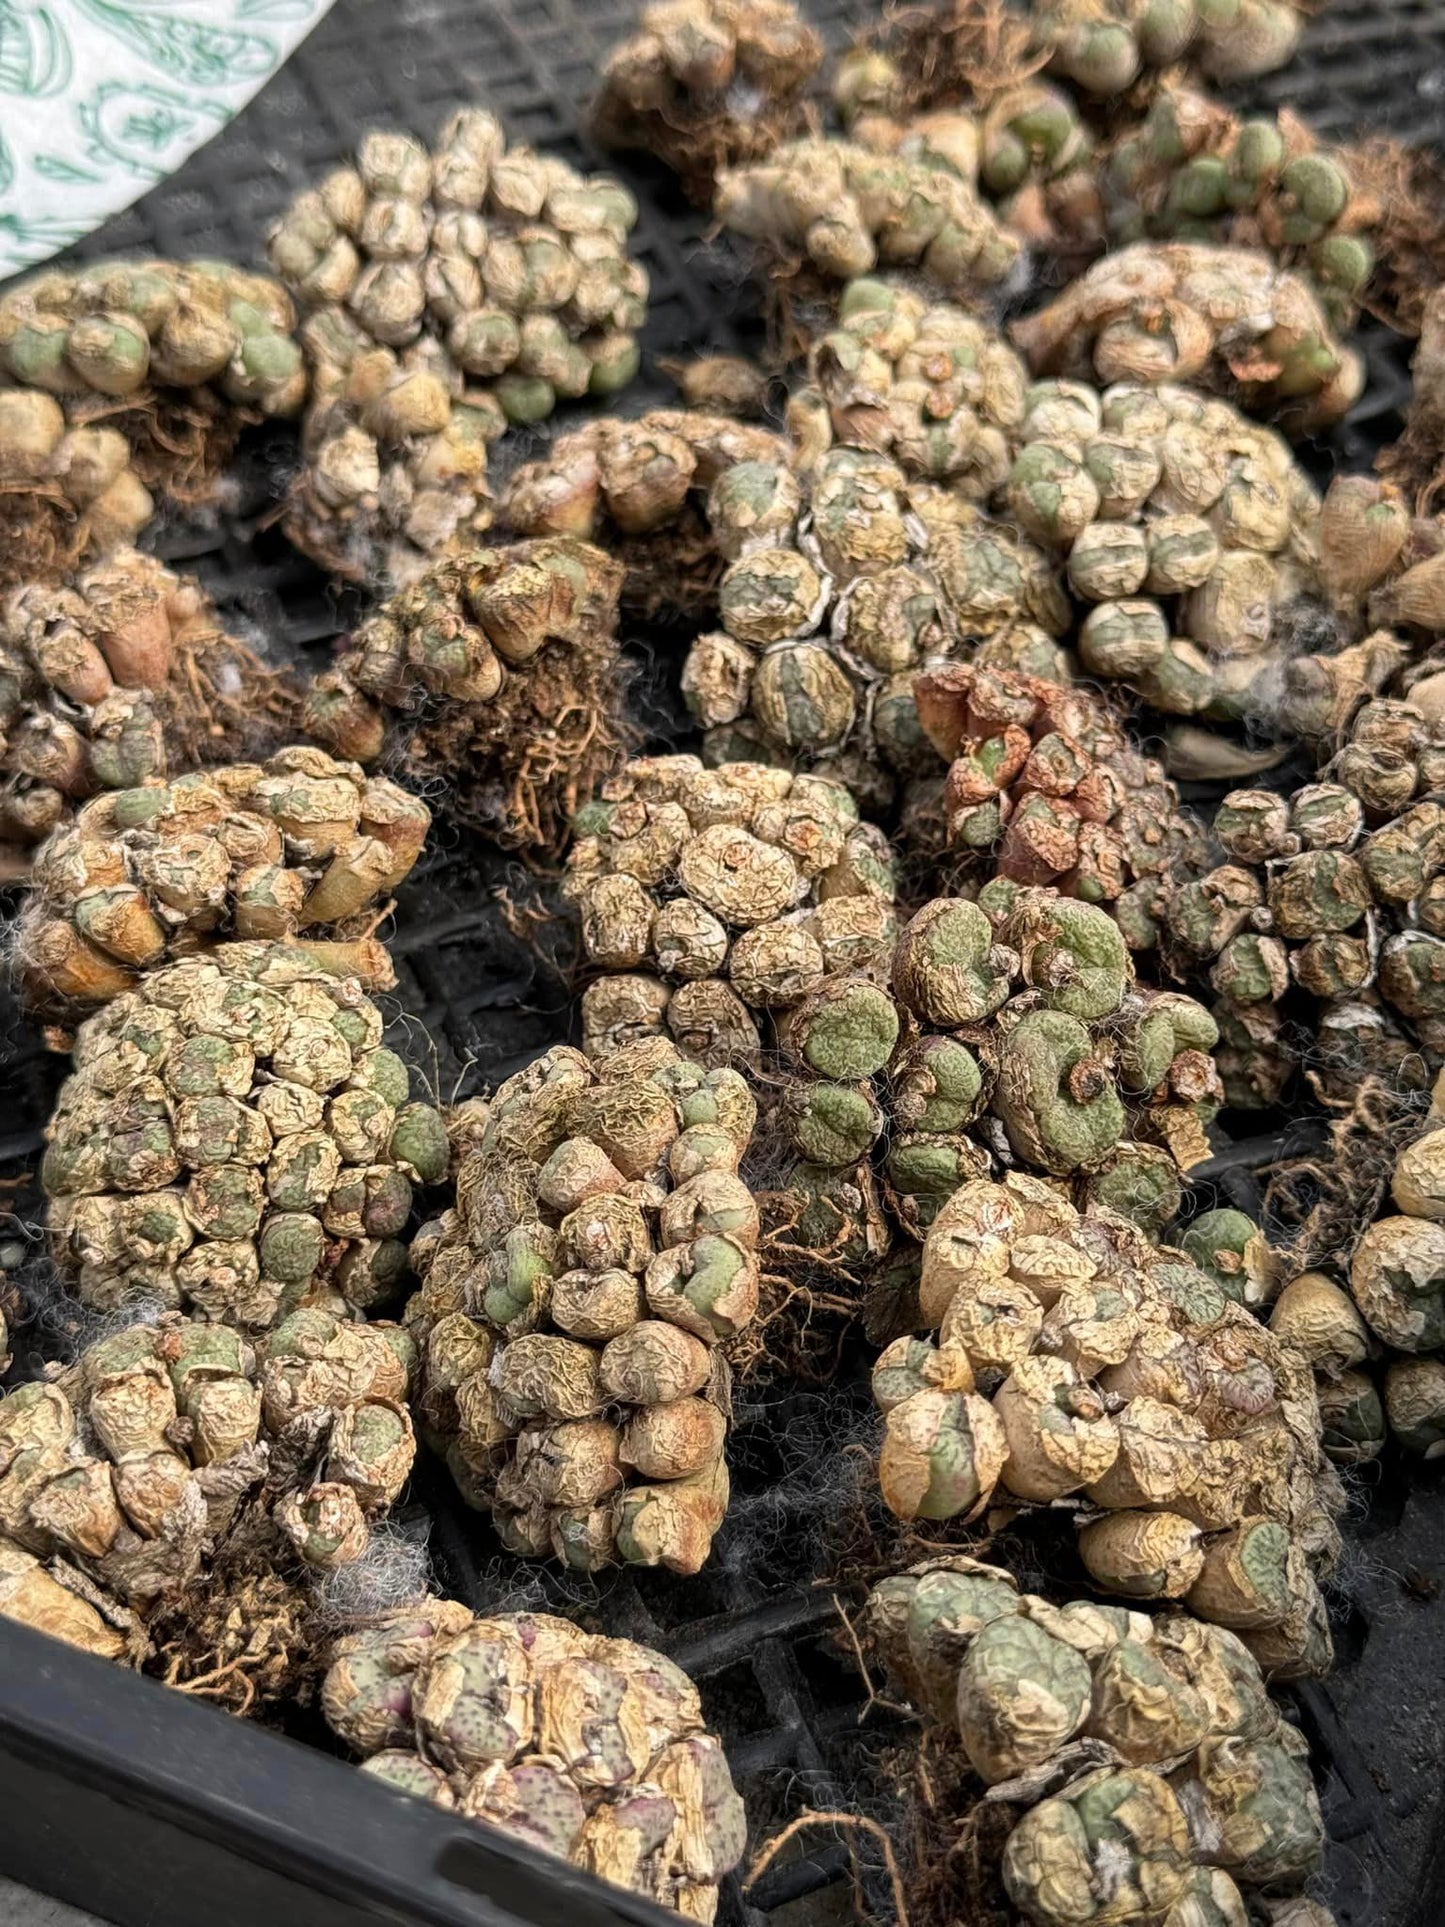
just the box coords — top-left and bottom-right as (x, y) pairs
(4, 3), (1445, 1925)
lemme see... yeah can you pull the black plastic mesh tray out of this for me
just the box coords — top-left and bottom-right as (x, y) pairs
(3, 3), (1445, 1925)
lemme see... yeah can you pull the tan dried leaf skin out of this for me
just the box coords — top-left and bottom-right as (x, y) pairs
(715, 122), (1022, 305)
(566, 755), (899, 1066)
(1011, 243), (1363, 435)
(879, 1176), (1336, 1655)
(406, 1039), (760, 1573)
(503, 409), (791, 618)
(861, 1556), (1324, 1927)
(0, 1309), (420, 1687)
(323, 1604), (743, 1914)
(0, 549), (304, 866)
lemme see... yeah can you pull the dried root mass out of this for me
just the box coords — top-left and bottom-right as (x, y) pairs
(304, 538), (628, 852)
(594, 0), (824, 202)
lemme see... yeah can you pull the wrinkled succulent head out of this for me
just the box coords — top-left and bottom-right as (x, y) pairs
(43, 942), (448, 1329)
(268, 113), (647, 580)
(0, 258), (305, 415)
(565, 754), (899, 1064)
(323, 1603), (746, 1915)
(405, 1038), (760, 1576)
(685, 449), (1076, 803)
(14, 746), (429, 1016)
(795, 276), (1029, 491)
(302, 538), (627, 853)
(714, 123), (1022, 302)
(872, 1175), (1334, 1659)
(0, 392), (155, 592)
(1011, 243), (1363, 435)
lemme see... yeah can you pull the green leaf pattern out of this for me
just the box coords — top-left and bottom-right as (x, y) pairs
(0, 0), (333, 277)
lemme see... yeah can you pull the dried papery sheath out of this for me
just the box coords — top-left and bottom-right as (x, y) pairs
(268, 113), (648, 582)
(861, 1556), (1324, 1926)
(594, 0), (823, 202)
(503, 410), (790, 616)
(323, 1605), (745, 1919)
(14, 747), (429, 1017)
(1011, 243), (1363, 435)
(0, 1309), (419, 1699)
(873, 1174), (1337, 1662)
(43, 941), (448, 1327)
(302, 538), (625, 852)
(564, 753), (899, 1066)
(713, 119), (1022, 306)
(0, 259), (305, 561)
(1382, 285), (1445, 508)
(0, 549), (302, 872)
(404, 1038), (760, 1574)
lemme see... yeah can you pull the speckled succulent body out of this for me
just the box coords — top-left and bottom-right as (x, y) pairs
(0, 1308), (419, 1666)
(268, 114), (648, 581)
(0, 550), (301, 868)
(682, 445), (1072, 806)
(864, 1557), (1324, 1926)
(594, 0), (823, 201)
(43, 942), (449, 1327)
(302, 538), (625, 852)
(404, 1039), (761, 1575)
(872, 1176), (1339, 1675)
(14, 747), (429, 1016)
(1165, 697), (1445, 1106)
(323, 1604), (745, 1920)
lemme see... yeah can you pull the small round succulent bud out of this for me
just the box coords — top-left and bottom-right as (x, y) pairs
(1268, 1272), (1369, 1375)
(1001, 1767), (1193, 1927)
(1384, 1357), (1445, 1456)
(878, 1389), (1008, 1522)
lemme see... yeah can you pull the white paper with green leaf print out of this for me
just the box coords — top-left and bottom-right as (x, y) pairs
(0, 0), (335, 280)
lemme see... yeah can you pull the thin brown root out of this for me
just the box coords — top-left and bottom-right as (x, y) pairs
(745, 1810), (911, 1927)
(397, 631), (635, 856)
